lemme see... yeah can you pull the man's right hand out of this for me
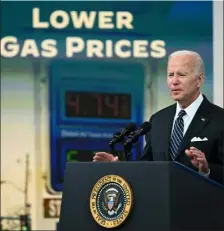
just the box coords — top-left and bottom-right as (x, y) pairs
(93, 152), (119, 162)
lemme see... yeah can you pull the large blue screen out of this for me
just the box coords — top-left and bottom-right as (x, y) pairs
(49, 60), (145, 192)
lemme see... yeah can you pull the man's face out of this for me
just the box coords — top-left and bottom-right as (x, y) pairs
(167, 55), (204, 106)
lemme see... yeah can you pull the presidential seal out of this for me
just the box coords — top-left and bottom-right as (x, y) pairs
(90, 175), (133, 229)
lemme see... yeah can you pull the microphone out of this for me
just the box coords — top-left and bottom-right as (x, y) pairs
(123, 121), (151, 147)
(109, 122), (136, 147)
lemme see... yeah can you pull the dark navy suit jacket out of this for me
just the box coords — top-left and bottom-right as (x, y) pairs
(141, 95), (224, 184)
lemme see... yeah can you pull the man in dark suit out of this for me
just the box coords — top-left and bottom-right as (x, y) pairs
(93, 50), (224, 184)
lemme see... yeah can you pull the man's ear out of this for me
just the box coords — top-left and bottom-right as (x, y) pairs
(197, 73), (204, 87)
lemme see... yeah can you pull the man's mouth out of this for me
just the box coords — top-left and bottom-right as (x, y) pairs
(172, 89), (182, 94)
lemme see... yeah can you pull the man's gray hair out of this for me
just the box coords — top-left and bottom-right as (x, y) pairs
(168, 50), (205, 76)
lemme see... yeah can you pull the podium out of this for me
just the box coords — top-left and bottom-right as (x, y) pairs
(59, 162), (224, 231)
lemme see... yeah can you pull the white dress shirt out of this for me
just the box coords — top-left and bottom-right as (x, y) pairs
(172, 93), (203, 135)
(171, 93), (210, 176)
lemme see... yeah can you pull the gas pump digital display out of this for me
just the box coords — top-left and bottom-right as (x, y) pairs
(65, 91), (131, 119)
(49, 60), (145, 192)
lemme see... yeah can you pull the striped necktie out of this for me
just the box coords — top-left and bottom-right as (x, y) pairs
(170, 110), (186, 160)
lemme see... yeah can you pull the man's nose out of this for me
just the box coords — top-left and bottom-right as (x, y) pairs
(172, 76), (179, 85)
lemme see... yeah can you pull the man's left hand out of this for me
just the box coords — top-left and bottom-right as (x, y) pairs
(185, 147), (209, 174)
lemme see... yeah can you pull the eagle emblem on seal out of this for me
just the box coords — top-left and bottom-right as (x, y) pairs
(102, 188), (122, 216)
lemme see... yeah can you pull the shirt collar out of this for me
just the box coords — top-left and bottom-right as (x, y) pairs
(175, 93), (204, 119)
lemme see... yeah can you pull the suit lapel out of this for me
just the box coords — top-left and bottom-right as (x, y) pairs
(161, 104), (176, 160)
(176, 96), (212, 157)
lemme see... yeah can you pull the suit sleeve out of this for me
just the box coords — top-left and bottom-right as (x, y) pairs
(140, 116), (154, 161)
(210, 130), (224, 185)
(140, 132), (153, 161)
